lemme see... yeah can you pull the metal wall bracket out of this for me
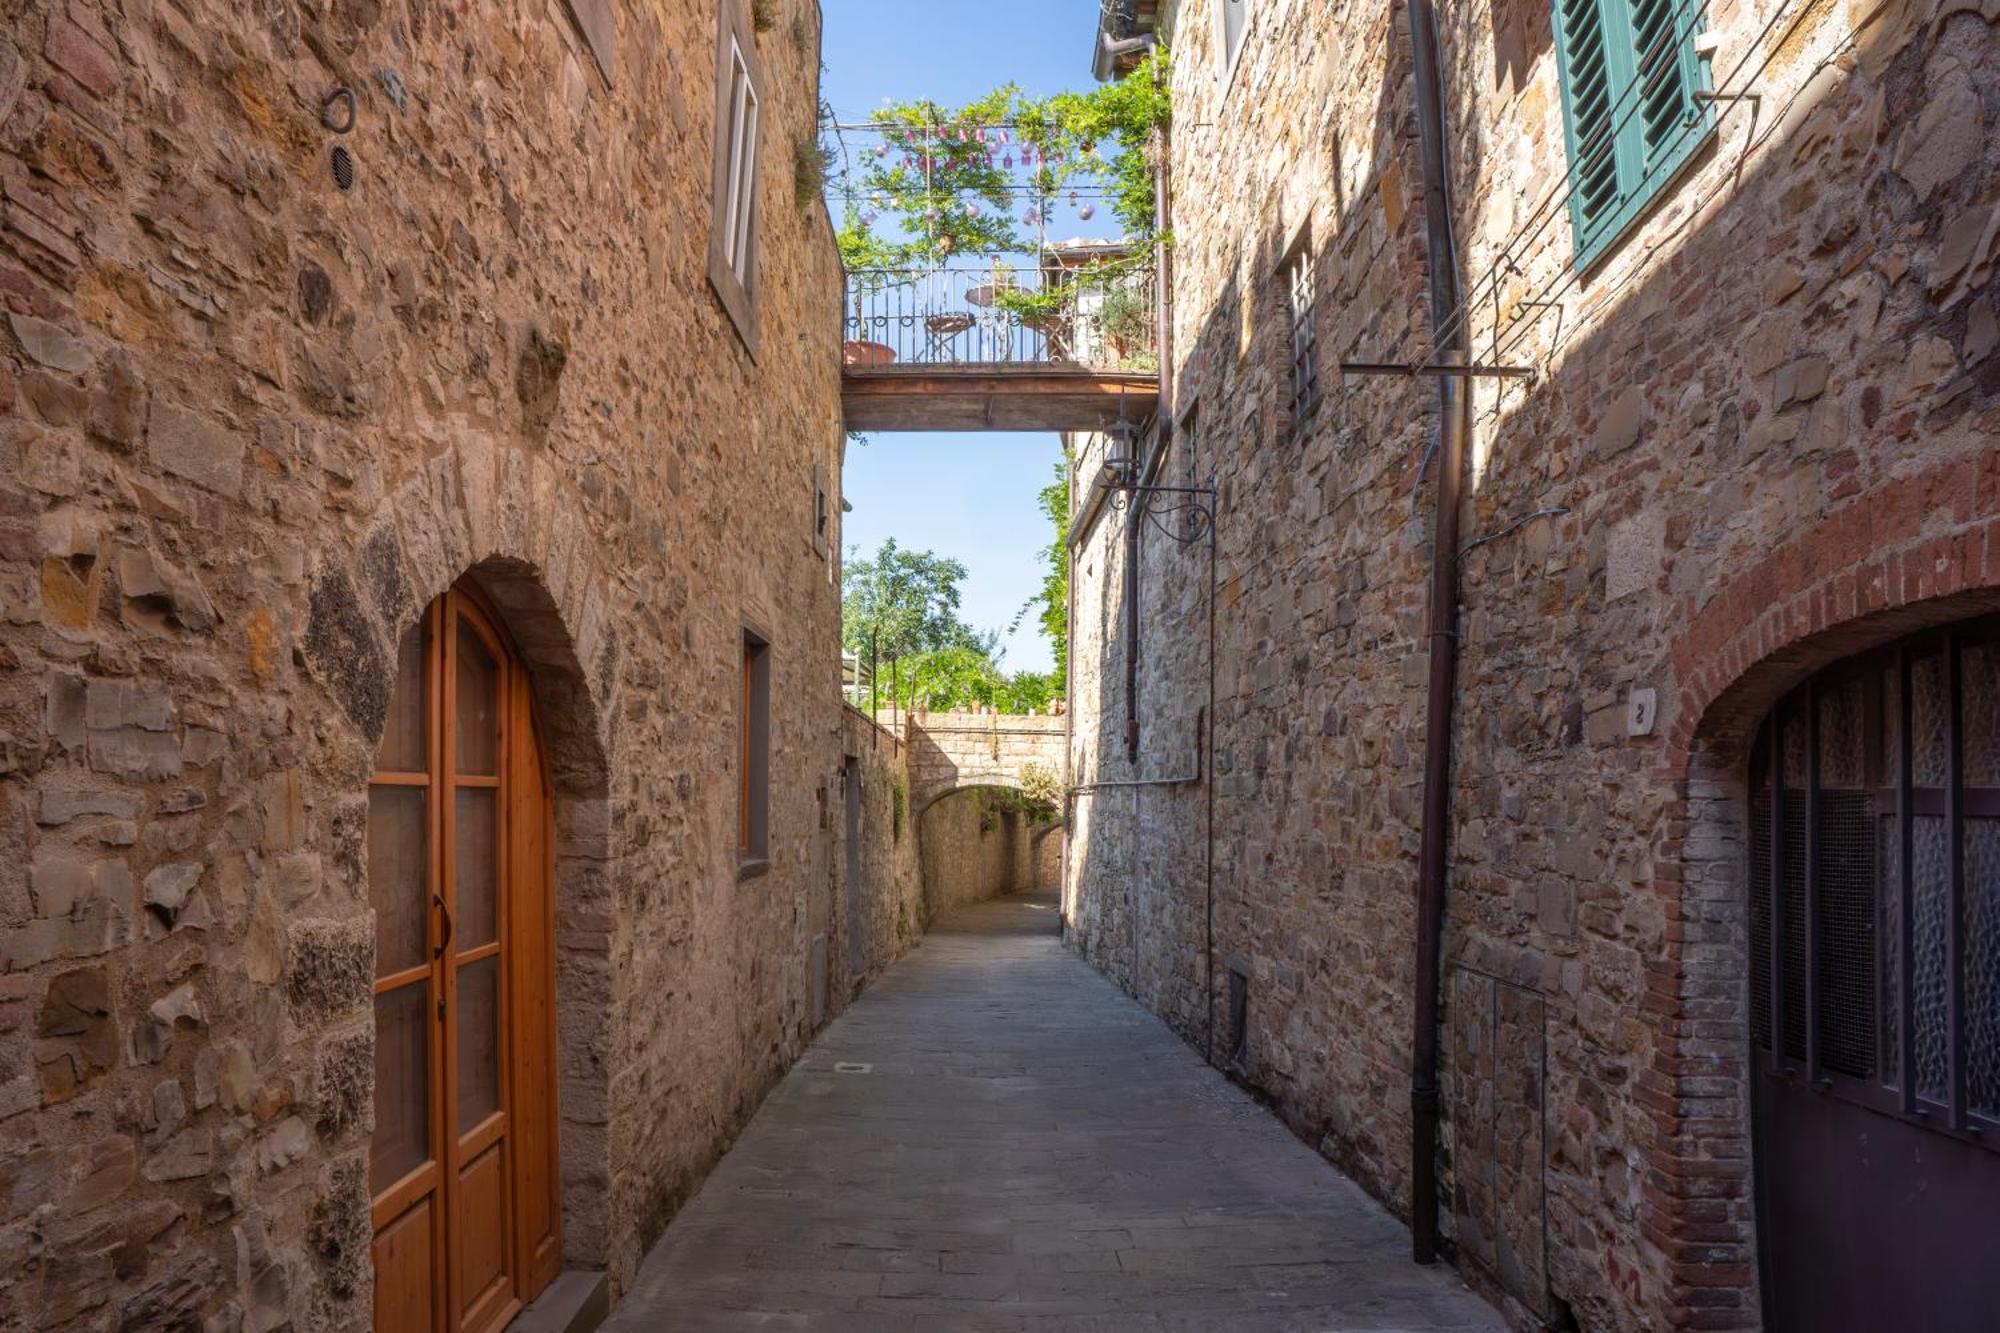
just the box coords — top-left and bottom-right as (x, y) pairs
(1341, 361), (1538, 381)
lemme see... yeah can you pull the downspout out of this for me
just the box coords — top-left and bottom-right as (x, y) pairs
(1125, 52), (1172, 765)
(1063, 453), (1076, 932)
(1405, 0), (1469, 1268)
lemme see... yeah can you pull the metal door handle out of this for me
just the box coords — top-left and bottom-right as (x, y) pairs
(434, 892), (454, 959)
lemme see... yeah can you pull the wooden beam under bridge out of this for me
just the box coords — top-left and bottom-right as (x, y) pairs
(842, 367), (1158, 433)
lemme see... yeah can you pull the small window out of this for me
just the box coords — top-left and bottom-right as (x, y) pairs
(1214, 0), (1248, 77)
(1746, 618), (2000, 1134)
(1227, 968), (1250, 1069)
(811, 463), (830, 559)
(708, 7), (764, 352)
(562, 0), (616, 85)
(1552, 0), (1712, 269)
(1282, 246), (1319, 427)
(738, 625), (771, 872)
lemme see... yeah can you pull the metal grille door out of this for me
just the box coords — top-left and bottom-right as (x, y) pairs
(1747, 617), (2000, 1331)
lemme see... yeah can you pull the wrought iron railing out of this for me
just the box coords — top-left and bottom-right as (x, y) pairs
(842, 264), (1158, 371)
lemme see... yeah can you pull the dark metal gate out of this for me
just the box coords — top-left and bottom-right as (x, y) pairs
(1747, 617), (2000, 1331)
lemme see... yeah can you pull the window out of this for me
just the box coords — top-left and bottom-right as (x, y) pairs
(1282, 246), (1320, 427)
(738, 625), (771, 872)
(561, 0), (616, 84)
(811, 463), (830, 560)
(1214, 0), (1248, 78)
(708, 6), (763, 352)
(1746, 617), (2000, 1135)
(1227, 967), (1249, 1070)
(1551, 0), (1711, 269)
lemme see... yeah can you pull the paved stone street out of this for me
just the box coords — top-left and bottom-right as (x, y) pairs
(602, 893), (1503, 1332)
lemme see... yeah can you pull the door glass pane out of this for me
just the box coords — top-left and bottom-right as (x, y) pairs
(456, 620), (500, 777)
(457, 955), (501, 1133)
(1966, 640), (1998, 788)
(379, 620), (429, 774)
(1968, 818), (2000, 1120)
(1910, 653), (1948, 787)
(455, 787), (498, 951)
(372, 983), (431, 1194)
(1815, 790), (1876, 1079)
(1878, 809), (1901, 1084)
(369, 786), (429, 978)
(1912, 814), (1949, 1103)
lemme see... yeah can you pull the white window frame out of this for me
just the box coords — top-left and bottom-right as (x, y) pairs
(1213, 0), (1248, 82)
(708, 4), (764, 355)
(1283, 246), (1319, 427)
(721, 37), (760, 285)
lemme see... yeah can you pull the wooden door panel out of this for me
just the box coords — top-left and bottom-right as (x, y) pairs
(372, 1197), (438, 1333)
(509, 669), (562, 1293)
(372, 585), (557, 1333)
(455, 1141), (511, 1325)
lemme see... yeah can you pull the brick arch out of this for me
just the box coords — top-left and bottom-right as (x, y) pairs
(905, 711), (1068, 816)
(301, 437), (621, 1272)
(1635, 454), (2000, 1326)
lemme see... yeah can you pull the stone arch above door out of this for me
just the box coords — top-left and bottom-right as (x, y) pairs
(1635, 456), (2000, 1325)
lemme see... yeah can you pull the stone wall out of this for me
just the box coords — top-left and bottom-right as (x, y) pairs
(917, 786), (1059, 920)
(0, 0), (864, 1329)
(839, 706), (922, 996)
(1068, 0), (2000, 1327)
(905, 709), (1067, 812)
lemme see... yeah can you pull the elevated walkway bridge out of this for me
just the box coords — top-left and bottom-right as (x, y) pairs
(840, 257), (1160, 433)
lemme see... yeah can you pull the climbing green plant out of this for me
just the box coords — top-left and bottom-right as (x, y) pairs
(1016, 762), (1064, 823)
(829, 50), (1171, 273)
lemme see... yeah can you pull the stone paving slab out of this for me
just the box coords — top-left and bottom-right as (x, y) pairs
(601, 893), (1504, 1332)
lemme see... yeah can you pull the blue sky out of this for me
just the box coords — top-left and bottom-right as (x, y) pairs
(823, 0), (1105, 675)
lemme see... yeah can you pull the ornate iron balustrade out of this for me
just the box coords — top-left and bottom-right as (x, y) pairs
(842, 264), (1158, 372)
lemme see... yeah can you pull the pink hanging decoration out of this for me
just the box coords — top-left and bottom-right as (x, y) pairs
(1020, 147), (1035, 166)
(1002, 153), (1014, 169)
(1079, 204), (1096, 221)
(1021, 208), (1038, 226)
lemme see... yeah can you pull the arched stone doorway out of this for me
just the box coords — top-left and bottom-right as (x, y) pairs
(1666, 587), (2000, 1329)
(916, 785), (1062, 921)
(368, 578), (562, 1333)
(1636, 469), (2000, 1326)
(1736, 615), (2000, 1330)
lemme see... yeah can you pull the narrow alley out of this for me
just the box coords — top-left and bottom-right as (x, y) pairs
(600, 894), (1502, 1332)
(4, 0), (1997, 1327)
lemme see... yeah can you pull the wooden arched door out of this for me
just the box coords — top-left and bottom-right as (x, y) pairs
(368, 583), (562, 1333)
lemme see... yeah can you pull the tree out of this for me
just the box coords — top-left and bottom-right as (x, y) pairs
(1033, 455), (1070, 682)
(844, 534), (1068, 716)
(842, 539), (989, 662)
(829, 52), (1172, 274)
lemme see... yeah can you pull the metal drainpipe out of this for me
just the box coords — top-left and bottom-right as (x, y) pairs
(1062, 479), (1076, 934)
(1405, 0), (1470, 1268)
(1127, 67), (1173, 765)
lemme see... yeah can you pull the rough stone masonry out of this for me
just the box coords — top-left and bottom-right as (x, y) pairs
(1068, 0), (2000, 1327)
(0, 1), (923, 1330)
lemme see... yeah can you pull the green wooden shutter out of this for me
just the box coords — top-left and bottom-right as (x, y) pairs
(1552, 0), (1712, 268)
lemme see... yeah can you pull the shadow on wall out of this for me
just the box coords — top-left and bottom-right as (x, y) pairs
(1072, 0), (2000, 1328)
(917, 785), (1062, 921)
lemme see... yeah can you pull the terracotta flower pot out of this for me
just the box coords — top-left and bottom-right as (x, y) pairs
(843, 340), (896, 368)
